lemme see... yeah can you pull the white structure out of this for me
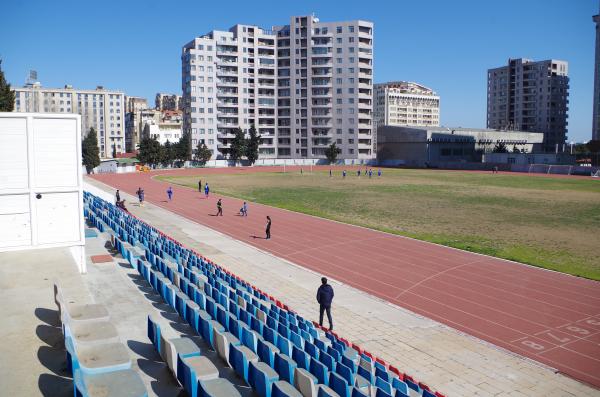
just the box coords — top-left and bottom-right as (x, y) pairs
(593, 6), (600, 140)
(374, 81), (440, 128)
(0, 113), (85, 273)
(181, 14), (374, 160)
(142, 120), (182, 145)
(487, 58), (569, 152)
(13, 83), (126, 158)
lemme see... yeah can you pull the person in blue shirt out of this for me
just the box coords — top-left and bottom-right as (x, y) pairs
(204, 182), (209, 198)
(167, 186), (173, 201)
(378, 169), (382, 177)
(342, 169), (346, 178)
(316, 277), (334, 330)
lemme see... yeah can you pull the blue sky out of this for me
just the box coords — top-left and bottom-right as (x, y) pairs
(0, 0), (597, 142)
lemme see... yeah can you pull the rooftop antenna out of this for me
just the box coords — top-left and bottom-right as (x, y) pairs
(26, 69), (38, 86)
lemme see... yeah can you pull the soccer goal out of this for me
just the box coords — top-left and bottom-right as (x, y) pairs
(592, 169), (600, 178)
(528, 164), (573, 175)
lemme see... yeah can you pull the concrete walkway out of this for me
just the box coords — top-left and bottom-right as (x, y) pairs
(85, 178), (599, 397)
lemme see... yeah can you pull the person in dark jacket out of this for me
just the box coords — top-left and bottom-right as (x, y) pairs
(265, 216), (271, 239)
(316, 277), (334, 330)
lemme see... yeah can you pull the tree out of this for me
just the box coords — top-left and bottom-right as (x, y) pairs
(0, 59), (15, 112)
(493, 142), (508, 153)
(587, 140), (600, 153)
(229, 128), (246, 163)
(177, 130), (192, 163)
(324, 142), (341, 164)
(162, 140), (175, 166)
(137, 137), (163, 167)
(194, 142), (213, 165)
(82, 127), (101, 174)
(245, 124), (261, 165)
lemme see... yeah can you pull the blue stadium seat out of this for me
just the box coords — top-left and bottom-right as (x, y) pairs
(249, 361), (279, 397)
(309, 358), (328, 386)
(276, 334), (292, 356)
(274, 352), (297, 384)
(292, 346), (310, 370)
(375, 377), (392, 395)
(263, 325), (278, 346)
(319, 350), (336, 372)
(257, 338), (279, 367)
(272, 380), (303, 397)
(374, 387), (393, 397)
(242, 327), (259, 353)
(335, 362), (354, 386)
(329, 371), (350, 397)
(229, 341), (259, 383)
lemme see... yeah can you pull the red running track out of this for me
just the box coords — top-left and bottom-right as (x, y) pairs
(91, 167), (600, 388)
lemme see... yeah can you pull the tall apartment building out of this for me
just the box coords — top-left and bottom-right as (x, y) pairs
(155, 93), (182, 111)
(181, 14), (374, 160)
(124, 96), (148, 151)
(374, 81), (440, 128)
(13, 83), (125, 158)
(593, 7), (600, 141)
(487, 58), (569, 152)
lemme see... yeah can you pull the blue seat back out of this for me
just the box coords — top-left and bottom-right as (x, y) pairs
(274, 353), (297, 384)
(329, 371), (350, 397)
(309, 358), (328, 386)
(292, 346), (310, 370)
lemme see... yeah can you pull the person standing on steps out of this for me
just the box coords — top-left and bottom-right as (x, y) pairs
(316, 277), (334, 330)
(167, 186), (173, 201)
(265, 216), (271, 239)
(115, 189), (120, 204)
(216, 198), (223, 216)
(204, 182), (210, 198)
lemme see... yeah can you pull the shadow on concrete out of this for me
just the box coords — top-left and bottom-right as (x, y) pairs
(36, 324), (64, 349)
(37, 345), (68, 377)
(135, 357), (184, 397)
(127, 340), (160, 361)
(35, 307), (60, 327)
(38, 373), (72, 397)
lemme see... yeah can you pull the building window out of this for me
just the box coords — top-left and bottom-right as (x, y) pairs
(336, 26), (342, 33)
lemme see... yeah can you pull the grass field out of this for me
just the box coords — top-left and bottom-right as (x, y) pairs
(159, 169), (600, 281)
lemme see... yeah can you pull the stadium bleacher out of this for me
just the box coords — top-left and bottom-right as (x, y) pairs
(83, 191), (446, 397)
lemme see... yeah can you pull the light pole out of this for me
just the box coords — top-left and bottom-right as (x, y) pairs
(570, 141), (574, 155)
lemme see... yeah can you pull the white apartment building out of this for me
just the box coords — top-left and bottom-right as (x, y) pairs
(141, 110), (183, 145)
(181, 14), (374, 160)
(13, 83), (125, 158)
(374, 81), (440, 128)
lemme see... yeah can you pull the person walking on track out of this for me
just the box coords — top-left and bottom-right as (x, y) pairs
(216, 199), (223, 216)
(317, 277), (334, 330)
(115, 189), (120, 203)
(167, 186), (173, 201)
(198, 179), (202, 192)
(240, 201), (248, 217)
(204, 182), (210, 198)
(265, 216), (271, 239)
(136, 187), (145, 206)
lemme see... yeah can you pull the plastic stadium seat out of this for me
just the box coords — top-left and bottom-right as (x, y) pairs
(249, 361), (280, 397)
(341, 356), (357, 372)
(319, 351), (336, 372)
(213, 327), (240, 366)
(197, 377), (242, 397)
(422, 390), (436, 397)
(178, 356), (219, 397)
(264, 325), (279, 345)
(272, 380), (303, 397)
(294, 367), (318, 397)
(290, 331), (304, 349)
(357, 366), (374, 385)
(229, 343), (259, 383)
(257, 338), (280, 367)
(404, 378), (420, 393)
(329, 371), (350, 397)
(309, 358), (329, 386)
(351, 387), (368, 397)
(68, 341), (131, 375)
(73, 368), (146, 397)
(317, 385), (340, 397)
(274, 352), (297, 384)
(375, 388), (393, 397)
(335, 362), (354, 387)
(164, 336), (201, 378)
(375, 377), (392, 395)
(242, 327), (259, 353)
(292, 346), (310, 370)
(277, 334), (293, 356)
(186, 300), (201, 330)
(304, 341), (319, 360)
(392, 378), (409, 395)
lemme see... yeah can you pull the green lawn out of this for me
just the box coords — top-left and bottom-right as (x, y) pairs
(158, 169), (600, 281)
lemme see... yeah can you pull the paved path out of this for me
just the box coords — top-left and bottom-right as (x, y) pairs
(91, 167), (600, 389)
